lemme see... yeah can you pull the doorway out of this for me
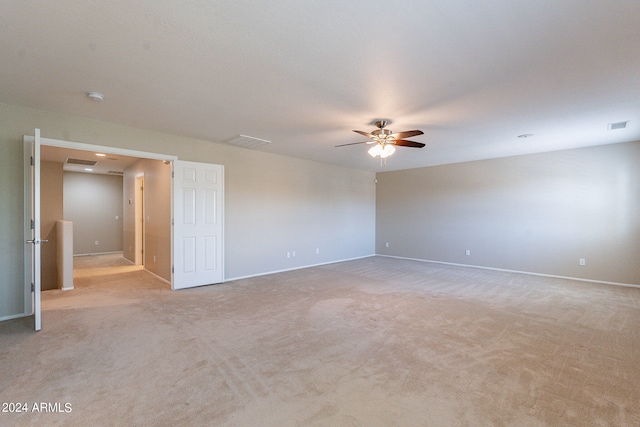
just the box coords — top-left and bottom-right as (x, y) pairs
(37, 140), (175, 294)
(25, 131), (226, 330)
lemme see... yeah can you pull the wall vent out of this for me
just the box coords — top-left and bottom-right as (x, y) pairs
(607, 121), (629, 130)
(223, 134), (271, 148)
(66, 158), (98, 166)
(107, 171), (124, 175)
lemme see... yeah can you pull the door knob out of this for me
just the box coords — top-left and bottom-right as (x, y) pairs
(26, 239), (48, 244)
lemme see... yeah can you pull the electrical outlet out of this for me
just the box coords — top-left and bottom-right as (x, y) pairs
(287, 252), (290, 258)
(292, 251), (296, 257)
(385, 242), (389, 248)
(316, 248), (320, 254)
(95, 241), (99, 246)
(579, 258), (586, 266)
(465, 249), (471, 256)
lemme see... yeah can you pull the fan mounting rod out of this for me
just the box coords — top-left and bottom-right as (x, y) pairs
(374, 120), (391, 129)
(371, 120), (393, 138)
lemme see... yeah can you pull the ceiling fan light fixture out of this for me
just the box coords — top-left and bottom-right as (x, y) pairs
(368, 143), (396, 158)
(380, 144), (396, 158)
(368, 144), (383, 157)
(337, 120), (424, 162)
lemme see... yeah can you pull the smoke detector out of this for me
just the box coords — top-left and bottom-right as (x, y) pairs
(87, 92), (104, 102)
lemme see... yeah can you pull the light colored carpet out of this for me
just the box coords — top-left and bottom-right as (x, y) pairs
(1, 254), (639, 426)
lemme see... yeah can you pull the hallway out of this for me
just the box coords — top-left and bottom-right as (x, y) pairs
(42, 253), (170, 311)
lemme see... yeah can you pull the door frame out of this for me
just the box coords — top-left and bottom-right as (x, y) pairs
(38, 137), (176, 165)
(134, 173), (145, 266)
(23, 130), (41, 330)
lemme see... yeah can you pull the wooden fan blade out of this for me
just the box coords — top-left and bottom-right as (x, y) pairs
(335, 141), (371, 147)
(353, 130), (375, 138)
(393, 139), (426, 148)
(391, 130), (424, 139)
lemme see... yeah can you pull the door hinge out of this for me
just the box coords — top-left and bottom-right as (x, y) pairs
(171, 219), (174, 226)
(171, 171), (174, 178)
(31, 219), (35, 230)
(30, 156), (34, 166)
(172, 266), (174, 273)
(31, 282), (35, 292)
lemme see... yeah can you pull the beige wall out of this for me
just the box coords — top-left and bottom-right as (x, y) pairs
(0, 102), (375, 320)
(376, 141), (640, 285)
(63, 172), (123, 255)
(1, 136), (24, 319)
(40, 161), (64, 291)
(123, 159), (172, 281)
(225, 149), (375, 278)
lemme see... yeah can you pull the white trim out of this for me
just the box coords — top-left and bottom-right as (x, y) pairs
(220, 165), (225, 284)
(39, 137), (177, 162)
(23, 137), (33, 317)
(134, 173), (145, 266)
(0, 313), (32, 322)
(74, 251), (123, 257)
(378, 255), (640, 289)
(225, 254), (376, 282)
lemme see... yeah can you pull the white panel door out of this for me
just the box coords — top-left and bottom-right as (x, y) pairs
(23, 129), (42, 331)
(172, 161), (224, 290)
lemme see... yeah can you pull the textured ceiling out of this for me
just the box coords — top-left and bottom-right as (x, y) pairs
(2, 1), (639, 171)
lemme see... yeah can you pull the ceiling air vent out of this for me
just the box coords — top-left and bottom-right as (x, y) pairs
(223, 134), (271, 148)
(607, 121), (629, 130)
(66, 158), (98, 166)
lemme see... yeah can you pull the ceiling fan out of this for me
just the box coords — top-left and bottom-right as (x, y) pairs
(335, 120), (425, 161)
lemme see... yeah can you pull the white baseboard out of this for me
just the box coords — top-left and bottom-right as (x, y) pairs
(225, 254), (376, 282)
(74, 251), (123, 257)
(377, 254), (640, 289)
(0, 312), (30, 322)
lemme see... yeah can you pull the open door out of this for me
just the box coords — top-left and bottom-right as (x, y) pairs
(172, 161), (224, 290)
(23, 129), (43, 331)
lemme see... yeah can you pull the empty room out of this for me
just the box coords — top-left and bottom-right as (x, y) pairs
(1, 1), (639, 426)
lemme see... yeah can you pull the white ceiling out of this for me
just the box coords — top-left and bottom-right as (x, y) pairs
(2, 1), (639, 172)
